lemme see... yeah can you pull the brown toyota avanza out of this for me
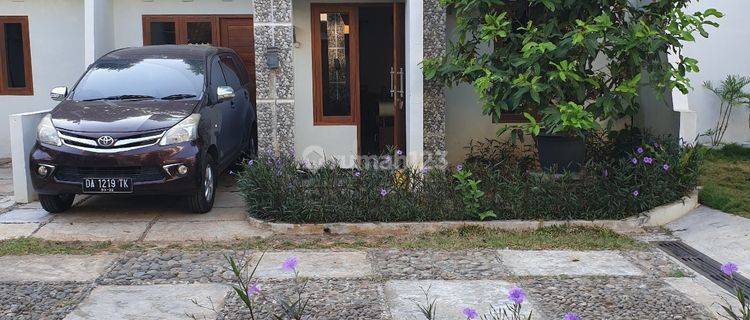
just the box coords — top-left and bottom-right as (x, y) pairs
(30, 45), (257, 213)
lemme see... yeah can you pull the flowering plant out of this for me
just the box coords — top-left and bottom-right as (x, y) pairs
(414, 286), (542, 320)
(718, 262), (749, 320)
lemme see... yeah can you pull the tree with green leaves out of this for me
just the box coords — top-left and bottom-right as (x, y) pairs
(423, 0), (723, 138)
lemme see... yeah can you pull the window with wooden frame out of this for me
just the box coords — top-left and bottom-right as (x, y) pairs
(0, 16), (33, 95)
(311, 4), (360, 125)
(143, 15), (220, 46)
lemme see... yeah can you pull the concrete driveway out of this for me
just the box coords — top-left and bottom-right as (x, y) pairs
(0, 174), (271, 242)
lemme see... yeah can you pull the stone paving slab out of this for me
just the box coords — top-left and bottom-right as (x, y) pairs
(35, 222), (150, 242)
(0, 196), (15, 211)
(665, 275), (740, 316)
(17, 201), (42, 209)
(385, 280), (536, 320)
(64, 283), (230, 320)
(668, 206), (750, 277)
(251, 251), (372, 279)
(157, 207), (247, 222)
(0, 223), (38, 240)
(498, 250), (644, 276)
(143, 221), (271, 242)
(213, 191), (245, 208)
(0, 208), (53, 223)
(0, 254), (116, 282)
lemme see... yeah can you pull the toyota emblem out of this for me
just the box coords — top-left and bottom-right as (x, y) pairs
(97, 136), (115, 147)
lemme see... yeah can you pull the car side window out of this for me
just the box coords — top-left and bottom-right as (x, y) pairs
(210, 57), (226, 102)
(219, 56), (243, 89)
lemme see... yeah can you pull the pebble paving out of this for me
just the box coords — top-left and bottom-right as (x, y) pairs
(0, 248), (718, 319)
(522, 277), (713, 320)
(0, 282), (93, 320)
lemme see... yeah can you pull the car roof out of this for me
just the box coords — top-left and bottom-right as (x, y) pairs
(102, 45), (235, 61)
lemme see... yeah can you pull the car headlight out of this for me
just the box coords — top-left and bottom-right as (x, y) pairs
(37, 114), (61, 146)
(160, 114), (200, 146)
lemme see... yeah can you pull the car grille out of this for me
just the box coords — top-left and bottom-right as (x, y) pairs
(58, 130), (164, 153)
(55, 166), (166, 183)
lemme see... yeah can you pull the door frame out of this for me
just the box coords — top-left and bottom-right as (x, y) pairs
(310, 4), (361, 126)
(142, 14), (253, 46)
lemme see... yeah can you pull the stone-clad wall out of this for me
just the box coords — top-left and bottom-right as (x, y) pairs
(252, 0), (448, 158)
(422, 0), (448, 158)
(253, 0), (296, 156)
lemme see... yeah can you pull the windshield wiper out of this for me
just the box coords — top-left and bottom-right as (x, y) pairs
(160, 93), (197, 100)
(81, 94), (156, 102)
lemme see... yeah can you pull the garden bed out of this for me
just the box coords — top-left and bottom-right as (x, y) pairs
(238, 129), (701, 225)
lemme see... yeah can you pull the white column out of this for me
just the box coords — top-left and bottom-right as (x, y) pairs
(668, 53), (698, 144)
(405, 0), (424, 168)
(84, 0), (114, 66)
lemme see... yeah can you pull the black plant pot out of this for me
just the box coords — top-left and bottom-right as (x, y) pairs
(536, 134), (586, 174)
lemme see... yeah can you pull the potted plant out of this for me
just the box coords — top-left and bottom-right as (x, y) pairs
(523, 102), (596, 172)
(422, 0), (722, 170)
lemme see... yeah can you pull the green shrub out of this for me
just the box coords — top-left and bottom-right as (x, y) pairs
(238, 130), (700, 223)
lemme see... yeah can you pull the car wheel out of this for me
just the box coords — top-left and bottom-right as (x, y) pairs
(187, 154), (217, 214)
(39, 194), (75, 213)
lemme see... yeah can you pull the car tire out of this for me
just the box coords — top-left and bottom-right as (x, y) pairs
(187, 154), (217, 214)
(39, 194), (75, 213)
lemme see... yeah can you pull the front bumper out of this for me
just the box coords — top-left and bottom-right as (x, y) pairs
(30, 141), (201, 195)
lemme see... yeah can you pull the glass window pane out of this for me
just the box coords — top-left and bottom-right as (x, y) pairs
(149, 21), (176, 45)
(4, 23), (26, 88)
(219, 57), (242, 88)
(187, 21), (213, 45)
(71, 58), (205, 101)
(319, 12), (351, 117)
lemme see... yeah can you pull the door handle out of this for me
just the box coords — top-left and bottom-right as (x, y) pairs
(389, 67), (395, 97)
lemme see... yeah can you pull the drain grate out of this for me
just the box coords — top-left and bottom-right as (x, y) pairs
(658, 241), (750, 297)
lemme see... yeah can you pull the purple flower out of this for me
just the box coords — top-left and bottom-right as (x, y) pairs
(247, 159), (254, 166)
(602, 169), (609, 177)
(721, 262), (738, 276)
(643, 157), (653, 164)
(354, 170), (361, 177)
(632, 190), (639, 197)
(462, 307), (478, 319)
(636, 147), (644, 154)
(384, 155), (392, 162)
(654, 142), (660, 148)
(281, 256), (298, 271)
(421, 166), (429, 174)
(379, 188), (388, 197)
(456, 164), (463, 171)
(630, 158), (638, 165)
(396, 149), (403, 156)
(246, 282), (261, 296)
(564, 312), (581, 320)
(662, 163), (670, 171)
(508, 287), (526, 305)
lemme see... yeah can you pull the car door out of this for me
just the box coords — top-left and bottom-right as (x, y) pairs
(217, 54), (248, 153)
(208, 56), (236, 161)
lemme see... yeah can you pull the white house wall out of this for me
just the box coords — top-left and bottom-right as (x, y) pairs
(110, 0), (254, 49)
(0, 0), (85, 158)
(292, 0), (358, 166)
(680, 0), (750, 145)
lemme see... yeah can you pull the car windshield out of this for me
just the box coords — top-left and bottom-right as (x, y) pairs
(71, 57), (205, 101)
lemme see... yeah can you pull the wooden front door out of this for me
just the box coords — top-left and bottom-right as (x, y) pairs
(143, 15), (256, 103)
(219, 17), (256, 105)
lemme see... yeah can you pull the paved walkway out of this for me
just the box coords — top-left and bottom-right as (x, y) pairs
(667, 205), (750, 278)
(0, 175), (271, 243)
(0, 248), (723, 320)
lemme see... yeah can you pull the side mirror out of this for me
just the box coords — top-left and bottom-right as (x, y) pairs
(50, 86), (68, 101)
(217, 86), (235, 102)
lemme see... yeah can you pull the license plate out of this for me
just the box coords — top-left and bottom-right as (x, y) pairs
(82, 178), (133, 193)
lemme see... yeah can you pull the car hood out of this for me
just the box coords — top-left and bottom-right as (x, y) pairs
(51, 99), (199, 133)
